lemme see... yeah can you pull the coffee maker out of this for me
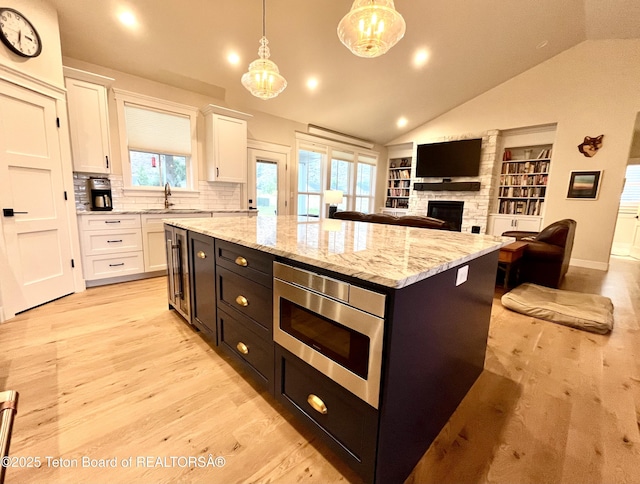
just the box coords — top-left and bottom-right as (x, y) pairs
(88, 177), (113, 211)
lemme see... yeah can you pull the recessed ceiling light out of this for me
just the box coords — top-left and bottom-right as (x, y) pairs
(118, 11), (137, 28)
(227, 52), (240, 65)
(307, 77), (319, 91)
(397, 117), (408, 128)
(413, 49), (430, 68)
(536, 40), (548, 49)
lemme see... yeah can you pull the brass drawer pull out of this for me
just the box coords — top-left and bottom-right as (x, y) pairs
(307, 394), (328, 415)
(235, 256), (248, 267)
(236, 342), (249, 355)
(197, 250), (207, 259)
(235, 295), (249, 307)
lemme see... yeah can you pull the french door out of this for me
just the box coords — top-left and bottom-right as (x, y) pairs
(248, 145), (288, 216)
(0, 80), (74, 318)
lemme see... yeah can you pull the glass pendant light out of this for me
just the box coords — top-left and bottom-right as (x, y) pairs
(337, 0), (406, 58)
(241, 0), (287, 100)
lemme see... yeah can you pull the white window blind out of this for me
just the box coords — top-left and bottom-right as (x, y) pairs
(620, 164), (640, 210)
(124, 104), (191, 155)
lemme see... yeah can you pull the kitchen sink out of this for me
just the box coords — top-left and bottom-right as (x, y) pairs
(143, 208), (207, 213)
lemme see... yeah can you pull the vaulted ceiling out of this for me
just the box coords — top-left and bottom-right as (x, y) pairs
(48, 0), (640, 145)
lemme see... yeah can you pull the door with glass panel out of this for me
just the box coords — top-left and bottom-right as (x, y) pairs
(248, 147), (287, 216)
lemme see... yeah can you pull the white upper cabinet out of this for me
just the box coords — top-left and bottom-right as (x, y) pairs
(64, 68), (113, 174)
(202, 104), (252, 183)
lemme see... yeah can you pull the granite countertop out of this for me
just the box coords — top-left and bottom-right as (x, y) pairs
(76, 209), (253, 215)
(165, 215), (513, 288)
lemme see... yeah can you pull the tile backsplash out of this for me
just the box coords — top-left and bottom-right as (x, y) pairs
(73, 173), (243, 211)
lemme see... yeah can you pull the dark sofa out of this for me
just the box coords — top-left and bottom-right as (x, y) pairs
(502, 218), (577, 288)
(333, 211), (447, 229)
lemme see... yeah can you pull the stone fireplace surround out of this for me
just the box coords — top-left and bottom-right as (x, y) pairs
(408, 130), (499, 234)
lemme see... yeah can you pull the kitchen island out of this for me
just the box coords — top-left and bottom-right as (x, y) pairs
(164, 214), (510, 484)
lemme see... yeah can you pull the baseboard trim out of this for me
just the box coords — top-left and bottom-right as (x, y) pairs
(570, 258), (609, 271)
(85, 270), (166, 288)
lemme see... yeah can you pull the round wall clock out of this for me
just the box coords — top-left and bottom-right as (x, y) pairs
(0, 7), (42, 58)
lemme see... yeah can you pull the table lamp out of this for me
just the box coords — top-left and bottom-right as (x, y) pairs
(324, 190), (343, 218)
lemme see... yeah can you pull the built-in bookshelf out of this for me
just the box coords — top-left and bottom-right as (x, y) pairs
(385, 157), (412, 209)
(497, 146), (551, 216)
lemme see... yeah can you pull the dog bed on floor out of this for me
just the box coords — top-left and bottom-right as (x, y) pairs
(501, 283), (614, 334)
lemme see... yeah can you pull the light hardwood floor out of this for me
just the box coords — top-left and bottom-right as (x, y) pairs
(1, 257), (639, 483)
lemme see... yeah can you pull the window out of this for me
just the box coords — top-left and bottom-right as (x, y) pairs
(620, 164), (640, 211)
(129, 151), (187, 188)
(298, 148), (324, 217)
(114, 89), (198, 191)
(330, 151), (354, 211)
(355, 154), (376, 213)
(296, 134), (378, 217)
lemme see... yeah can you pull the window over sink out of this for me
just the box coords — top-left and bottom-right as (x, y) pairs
(114, 89), (199, 192)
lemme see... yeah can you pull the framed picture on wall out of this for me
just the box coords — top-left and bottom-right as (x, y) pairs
(567, 170), (602, 199)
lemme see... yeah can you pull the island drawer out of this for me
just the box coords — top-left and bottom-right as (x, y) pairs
(218, 307), (274, 392)
(217, 266), (272, 331)
(215, 239), (274, 288)
(274, 345), (378, 483)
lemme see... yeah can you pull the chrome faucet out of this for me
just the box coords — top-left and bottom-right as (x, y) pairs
(164, 182), (173, 209)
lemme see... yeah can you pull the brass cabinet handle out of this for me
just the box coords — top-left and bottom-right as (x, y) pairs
(197, 250), (207, 259)
(307, 394), (328, 415)
(235, 295), (249, 307)
(235, 256), (248, 267)
(236, 342), (249, 355)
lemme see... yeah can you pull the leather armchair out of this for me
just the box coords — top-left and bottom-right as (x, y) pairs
(333, 211), (447, 229)
(502, 219), (577, 288)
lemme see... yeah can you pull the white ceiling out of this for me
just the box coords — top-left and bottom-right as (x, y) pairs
(48, 0), (640, 145)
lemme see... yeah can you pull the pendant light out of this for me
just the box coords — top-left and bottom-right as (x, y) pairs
(241, 0), (287, 100)
(337, 0), (406, 58)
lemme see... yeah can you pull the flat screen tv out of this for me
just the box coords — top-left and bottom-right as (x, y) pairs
(415, 138), (483, 178)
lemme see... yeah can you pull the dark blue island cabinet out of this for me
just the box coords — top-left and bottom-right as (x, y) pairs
(179, 227), (498, 484)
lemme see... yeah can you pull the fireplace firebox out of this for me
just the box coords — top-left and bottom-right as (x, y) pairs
(427, 201), (464, 232)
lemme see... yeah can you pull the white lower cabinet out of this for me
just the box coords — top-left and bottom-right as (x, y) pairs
(141, 213), (211, 273)
(488, 214), (542, 236)
(80, 229), (143, 256)
(83, 252), (145, 279)
(78, 214), (143, 284)
(79, 212), (224, 285)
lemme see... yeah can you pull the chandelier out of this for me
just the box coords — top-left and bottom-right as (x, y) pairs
(241, 0), (287, 100)
(337, 0), (406, 58)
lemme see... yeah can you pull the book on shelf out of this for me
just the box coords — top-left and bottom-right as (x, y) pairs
(536, 148), (552, 159)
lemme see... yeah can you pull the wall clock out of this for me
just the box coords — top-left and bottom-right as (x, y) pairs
(0, 7), (42, 58)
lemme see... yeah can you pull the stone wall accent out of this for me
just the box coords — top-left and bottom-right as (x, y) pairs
(410, 130), (500, 233)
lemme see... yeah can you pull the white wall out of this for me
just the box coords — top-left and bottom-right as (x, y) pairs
(0, 0), (63, 88)
(390, 39), (640, 269)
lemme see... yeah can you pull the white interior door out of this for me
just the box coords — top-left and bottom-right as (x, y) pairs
(0, 81), (74, 317)
(248, 147), (288, 216)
